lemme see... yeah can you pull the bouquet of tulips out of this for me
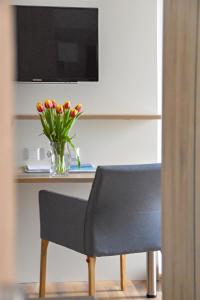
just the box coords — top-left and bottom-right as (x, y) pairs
(36, 99), (82, 173)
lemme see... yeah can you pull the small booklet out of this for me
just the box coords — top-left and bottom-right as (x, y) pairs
(69, 163), (96, 173)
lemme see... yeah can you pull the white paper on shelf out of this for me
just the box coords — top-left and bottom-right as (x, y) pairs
(25, 161), (50, 172)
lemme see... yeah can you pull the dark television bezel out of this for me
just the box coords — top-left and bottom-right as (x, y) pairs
(15, 5), (99, 83)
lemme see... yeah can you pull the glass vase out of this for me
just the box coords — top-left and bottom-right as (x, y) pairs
(50, 142), (70, 176)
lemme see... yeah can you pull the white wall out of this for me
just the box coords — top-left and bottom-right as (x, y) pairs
(13, 0), (158, 283)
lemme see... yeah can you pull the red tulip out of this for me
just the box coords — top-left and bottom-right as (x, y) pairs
(52, 99), (57, 108)
(70, 108), (78, 118)
(56, 104), (64, 114)
(63, 100), (71, 110)
(36, 102), (44, 113)
(75, 104), (82, 112)
(44, 99), (53, 109)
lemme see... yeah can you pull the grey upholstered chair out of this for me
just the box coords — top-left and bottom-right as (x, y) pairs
(39, 164), (161, 298)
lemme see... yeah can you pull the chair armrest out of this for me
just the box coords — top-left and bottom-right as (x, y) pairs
(39, 190), (87, 254)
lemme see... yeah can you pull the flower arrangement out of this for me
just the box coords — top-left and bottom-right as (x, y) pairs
(36, 99), (82, 175)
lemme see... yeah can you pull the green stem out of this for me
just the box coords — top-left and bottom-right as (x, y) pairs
(52, 142), (68, 175)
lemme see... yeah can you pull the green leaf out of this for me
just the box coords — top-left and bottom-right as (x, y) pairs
(67, 118), (76, 134)
(61, 118), (74, 138)
(45, 109), (54, 135)
(63, 109), (70, 126)
(76, 112), (83, 120)
(39, 114), (52, 140)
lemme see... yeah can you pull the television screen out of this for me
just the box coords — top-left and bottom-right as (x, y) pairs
(15, 6), (99, 82)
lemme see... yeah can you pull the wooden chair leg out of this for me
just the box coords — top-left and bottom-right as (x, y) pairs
(120, 254), (126, 291)
(39, 239), (49, 298)
(87, 256), (96, 296)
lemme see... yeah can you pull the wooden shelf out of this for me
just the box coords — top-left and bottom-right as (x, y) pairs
(16, 169), (95, 183)
(15, 114), (162, 121)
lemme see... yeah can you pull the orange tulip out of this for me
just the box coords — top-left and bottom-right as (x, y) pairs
(44, 99), (53, 109)
(56, 104), (64, 114)
(52, 99), (57, 108)
(63, 100), (71, 110)
(70, 108), (78, 118)
(75, 104), (82, 112)
(36, 102), (44, 113)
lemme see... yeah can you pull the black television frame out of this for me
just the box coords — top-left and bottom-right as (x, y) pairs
(15, 5), (99, 83)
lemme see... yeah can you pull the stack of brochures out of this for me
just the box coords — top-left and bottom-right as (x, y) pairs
(69, 163), (96, 173)
(25, 162), (96, 173)
(25, 162), (50, 173)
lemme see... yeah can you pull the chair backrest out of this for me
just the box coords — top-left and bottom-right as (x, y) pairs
(84, 164), (161, 257)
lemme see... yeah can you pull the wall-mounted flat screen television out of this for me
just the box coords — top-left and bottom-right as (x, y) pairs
(15, 6), (99, 82)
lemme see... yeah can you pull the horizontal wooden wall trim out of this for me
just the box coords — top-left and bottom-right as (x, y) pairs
(14, 114), (162, 121)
